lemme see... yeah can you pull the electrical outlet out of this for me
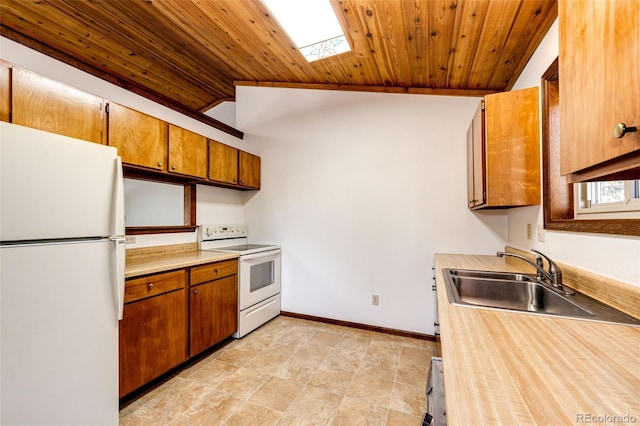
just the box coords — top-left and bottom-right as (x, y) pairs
(372, 294), (379, 306)
(537, 225), (545, 242)
(527, 224), (532, 240)
(125, 236), (136, 244)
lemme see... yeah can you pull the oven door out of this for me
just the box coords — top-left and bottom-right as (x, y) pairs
(239, 249), (281, 310)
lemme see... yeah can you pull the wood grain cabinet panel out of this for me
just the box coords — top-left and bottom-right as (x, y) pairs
(168, 124), (207, 179)
(467, 86), (540, 209)
(124, 269), (185, 304)
(559, 0), (640, 180)
(119, 279), (188, 398)
(190, 259), (238, 285)
(12, 67), (104, 143)
(189, 260), (238, 357)
(0, 59), (10, 122)
(108, 102), (167, 171)
(208, 140), (238, 185)
(239, 151), (261, 189)
(189, 275), (238, 357)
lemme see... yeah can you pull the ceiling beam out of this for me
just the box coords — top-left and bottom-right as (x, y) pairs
(235, 80), (498, 97)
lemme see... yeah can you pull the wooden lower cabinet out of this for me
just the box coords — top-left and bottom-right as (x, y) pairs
(119, 284), (188, 398)
(189, 260), (238, 356)
(119, 261), (238, 397)
(189, 275), (238, 356)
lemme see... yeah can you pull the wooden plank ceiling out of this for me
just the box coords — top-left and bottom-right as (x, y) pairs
(0, 0), (557, 136)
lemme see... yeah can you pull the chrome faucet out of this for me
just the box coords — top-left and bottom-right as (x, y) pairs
(496, 250), (573, 295)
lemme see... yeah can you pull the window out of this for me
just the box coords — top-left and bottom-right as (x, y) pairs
(575, 180), (640, 219)
(262, 0), (351, 62)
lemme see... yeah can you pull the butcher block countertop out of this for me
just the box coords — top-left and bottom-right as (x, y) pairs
(434, 253), (640, 425)
(125, 243), (238, 278)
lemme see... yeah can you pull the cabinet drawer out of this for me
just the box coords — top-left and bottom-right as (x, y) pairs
(190, 259), (238, 286)
(125, 269), (186, 303)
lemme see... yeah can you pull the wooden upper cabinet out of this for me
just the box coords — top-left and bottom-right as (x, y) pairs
(559, 0), (640, 180)
(239, 151), (261, 189)
(12, 67), (104, 143)
(168, 124), (207, 179)
(0, 60), (10, 122)
(108, 103), (167, 171)
(208, 140), (238, 185)
(467, 87), (540, 209)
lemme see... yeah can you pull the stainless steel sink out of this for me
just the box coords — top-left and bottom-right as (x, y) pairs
(448, 269), (536, 282)
(442, 269), (640, 326)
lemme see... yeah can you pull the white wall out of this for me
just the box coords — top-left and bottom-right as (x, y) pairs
(0, 36), (247, 248)
(508, 20), (640, 287)
(236, 87), (508, 334)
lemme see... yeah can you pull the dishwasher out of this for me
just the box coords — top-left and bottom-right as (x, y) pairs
(423, 356), (446, 425)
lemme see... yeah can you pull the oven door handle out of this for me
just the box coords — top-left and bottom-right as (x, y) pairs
(240, 249), (281, 261)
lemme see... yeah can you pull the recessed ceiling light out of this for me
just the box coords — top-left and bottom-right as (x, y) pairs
(262, 0), (351, 62)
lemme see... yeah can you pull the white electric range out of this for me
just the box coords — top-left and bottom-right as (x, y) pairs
(199, 225), (281, 338)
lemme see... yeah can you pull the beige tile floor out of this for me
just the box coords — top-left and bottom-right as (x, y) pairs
(119, 315), (437, 425)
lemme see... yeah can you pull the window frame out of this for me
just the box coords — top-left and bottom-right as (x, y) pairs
(123, 168), (197, 235)
(542, 58), (640, 236)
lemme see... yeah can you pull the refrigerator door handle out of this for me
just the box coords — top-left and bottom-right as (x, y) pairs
(114, 157), (125, 237)
(111, 236), (126, 320)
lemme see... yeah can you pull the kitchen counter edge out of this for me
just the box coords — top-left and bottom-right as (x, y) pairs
(125, 250), (239, 278)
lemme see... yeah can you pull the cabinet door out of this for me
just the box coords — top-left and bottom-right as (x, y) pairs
(467, 102), (484, 208)
(108, 103), (167, 170)
(119, 288), (188, 397)
(168, 124), (207, 178)
(189, 275), (238, 356)
(0, 60), (10, 122)
(208, 140), (238, 185)
(239, 151), (261, 189)
(484, 87), (540, 207)
(559, 0), (640, 177)
(12, 68), (104, 143)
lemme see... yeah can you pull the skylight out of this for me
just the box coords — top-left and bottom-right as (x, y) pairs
(262, 0), (351, 62)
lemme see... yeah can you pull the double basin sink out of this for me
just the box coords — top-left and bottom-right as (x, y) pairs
(442, 269), (640, 326)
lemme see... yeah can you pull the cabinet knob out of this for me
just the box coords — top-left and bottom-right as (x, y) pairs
(147, 283), (154, 289)
(214, 269), (220, 273)
(240, 180), (245, 184)
(193, 289), (198, 295)
(171, 165), (176, 170)
(157, 162), (163, 167)
(613, 123), (638, 138)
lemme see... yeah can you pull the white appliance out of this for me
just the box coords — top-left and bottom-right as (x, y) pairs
(0, 122), (124, 425)
(199, 225), (281, 338)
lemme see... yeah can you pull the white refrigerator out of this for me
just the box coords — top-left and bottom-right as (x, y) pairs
(0, 122), (124, 425)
